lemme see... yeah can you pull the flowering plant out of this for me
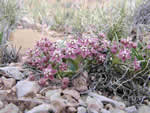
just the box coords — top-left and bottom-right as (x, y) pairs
(25, 33), (150, 87)
(25, 36), (109, 85)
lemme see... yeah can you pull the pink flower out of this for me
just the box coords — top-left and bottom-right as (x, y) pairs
(111, 42), (118, 54)
(101, 39), (110, 50)
(79, 45), (91, 58)
(61, 77), (70, 89)
(99, 33), (105, 38)
(118, 49), (131, 62)
(147, 44), (150, 49)
(130, 42), (137, 49)
(50, 49), (64, 62)
(44, 65), (57, 80)
(133, 57), (141, 71)
(96, 53), (106, 63)
(67, 39), (78, 48)
(59, 63), (68, 71)
(65, 47), (77, 59)
(38, 78), (47, 86)
(120, 38), (130, 47)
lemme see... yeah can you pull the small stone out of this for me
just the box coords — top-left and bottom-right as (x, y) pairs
(2, 77), (16, 88)
(125, 106), (137, 113)
(45, 89), (61, 99)
(26, 104), (55, 113)
(78, 99), (86, 107)
(0, 66), (25, 80)
(138, 105), (150, 113)
(62, 89), (80, 100)
(111, 109), (126, 113)
(105, 104), (113, 111)
(0, 101), (4, 109)
(0, 103), (19, 113)
(101, 109), (111, 113)
(72, 71), (88, 92)
(86, 96), (103, 113)
(67, 107), (77, 113)
(16, 80), (41, 98)
(12, 86), (17, 92)
(51, 98), (66, 113)
(77, 107), (87, 113)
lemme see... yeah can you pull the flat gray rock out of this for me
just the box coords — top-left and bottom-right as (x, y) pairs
(0, 66), (25, 80)
(0, 103), (19, 113)
(26, 104), (55, 113)
(16, 80), (41, 98)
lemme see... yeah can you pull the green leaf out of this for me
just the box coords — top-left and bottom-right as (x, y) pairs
(61, 71), (75, 77)
(131, 48), (144, 60)
(112, 55), (120, 65)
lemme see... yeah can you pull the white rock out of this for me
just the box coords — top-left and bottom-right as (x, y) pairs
(138, 105), (150, 113)
(0, 67), (25, 80)
(0, 103), (19, 113)
(125, 106), (137, 113)
(62, 89), (80, 100)
(101, 109), (111, 113)
(26, 104), (55, 113)
(45, 89), (61, 99)
(111, 109), (126, 113)
(86, 96), (103, 113)
(2, 77), (16, 88)
(88, 92), (125, 109)
(77, 107), (87, 113)
(16, 80), (41, 98)
(0, 101), (3, 109)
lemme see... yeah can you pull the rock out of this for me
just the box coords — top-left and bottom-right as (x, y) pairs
(88, 92), (125, 109)
(45, 89), (61, 99)
(101, 109), (111, 113)
(77, 107), (87, 113)
(0, 67), (25, 80)
(0, 101), (4, 109)
(51, 98), (66, 113)
(2, 77), (16, 88)
(0, 103), (19, 113)
(26, 104), (55, 113)
(16, 80), (41, 98)
(105, 104), (113, 111)
(78, 99), (86, 107)
(111, 109), (126, 113)
(67, 107), (77, 113)
(62, 89), (80, 100)
(125, 106), (137, 113)
(86, 96), (103, 113)
(138, 105), (150, 113)
(72, 71), (88, 92)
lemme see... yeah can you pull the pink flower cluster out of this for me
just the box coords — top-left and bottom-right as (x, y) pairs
(110, 37), (141, 71)
(26, 37), (109, 84)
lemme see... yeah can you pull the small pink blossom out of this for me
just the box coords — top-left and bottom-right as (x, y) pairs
(147, 44), (150, 49)
(118, 49), (131, 62)
(96, 53), (106, 63)
(59, 63), (68, 71)
(99, 33), (105, 38)
(44, 65), (57, 80)
(38, 78), (47, 86)
(50, 49), (64, 62)
(65, 47), (77, 59)
(130, 42), (137, 49)
(111, 42), (118, 54)
(79, 45), (91, 58)
(61, 77), (70, 89)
